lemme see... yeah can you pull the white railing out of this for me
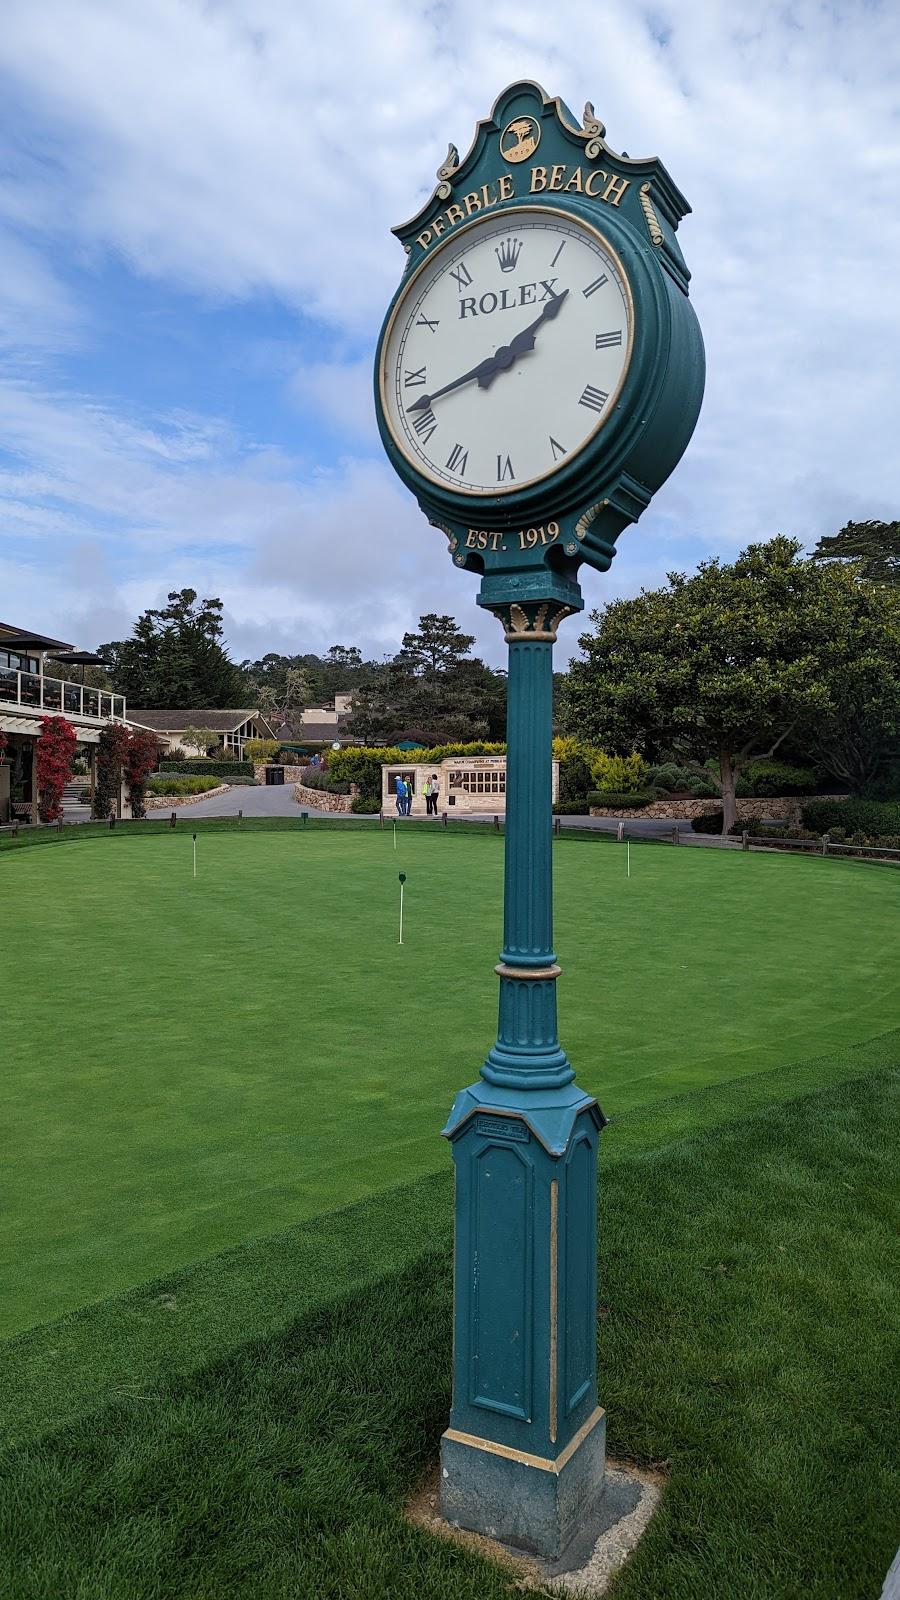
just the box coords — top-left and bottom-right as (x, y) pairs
(0, 666), (126, 722)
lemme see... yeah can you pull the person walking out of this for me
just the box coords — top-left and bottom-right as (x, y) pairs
(404, 779), (413, 816)
(395, 775), (406, 816)
(427, 775), (439, 815)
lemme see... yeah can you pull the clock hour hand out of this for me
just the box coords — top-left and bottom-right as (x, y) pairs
(477, 288), (570, 387)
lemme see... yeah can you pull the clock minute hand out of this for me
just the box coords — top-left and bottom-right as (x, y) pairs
(407, 288), (569, 412)
(407, 354), (499, 413)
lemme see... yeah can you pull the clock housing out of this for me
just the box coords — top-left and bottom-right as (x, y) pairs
(374, 81), (705, 587)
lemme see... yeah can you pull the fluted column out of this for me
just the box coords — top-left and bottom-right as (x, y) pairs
(483, 602), (576, 1089)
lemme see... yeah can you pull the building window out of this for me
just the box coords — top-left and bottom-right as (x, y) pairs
(0, 650), (39, 674)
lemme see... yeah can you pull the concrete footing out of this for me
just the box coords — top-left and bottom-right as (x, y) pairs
(439, 1408), (607, 1560)
(409, 1456), (663, 1596)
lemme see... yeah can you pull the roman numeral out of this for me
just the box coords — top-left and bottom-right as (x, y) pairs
(446, 443), (468, 476)
(416, 315), (439, 332)
(450, 261), (473, 291)
(496, 454), (514, 482)
(411, 407), (437, 443)
(582, 274), (608, 298)
(404, 367), (426, 387)
(549, 436), (567, 461)
(550, 239), (566, 268)
(595, 330), (622, 348)
(579, 384), (609, 413)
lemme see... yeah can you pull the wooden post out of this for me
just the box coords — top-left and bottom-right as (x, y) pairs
(742, 831), (749, 851)
(170, 811), (177, 828)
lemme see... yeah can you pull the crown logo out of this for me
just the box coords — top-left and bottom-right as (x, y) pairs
(495, 237), (523, 274)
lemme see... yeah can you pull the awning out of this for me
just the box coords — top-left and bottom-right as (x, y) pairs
(0, 714), (101, 740)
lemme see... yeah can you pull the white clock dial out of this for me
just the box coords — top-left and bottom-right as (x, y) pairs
(380, 206), (633, 496)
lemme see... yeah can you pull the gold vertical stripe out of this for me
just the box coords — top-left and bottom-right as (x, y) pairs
(549, 1178), (558, 1444)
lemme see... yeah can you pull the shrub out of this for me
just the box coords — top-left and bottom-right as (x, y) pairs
(245, 739), (279, 764)
(691, 811), (728, 834)
(647, 762), (692, 792)
(802, 798), (900, 837)
(299, 768), (351, 795)
(36, 716), (77, 821)
(147, 775), (223, 796)
(589, 751), (649, 794)
(93, 721), (131, 818)
(690, 777), (720, 798)
(553, 799), (591, 815)
(588, 788), (661, 810)
(737, 759), (817, 798)
(159, 760), (253, 777)
(125, 728), (159, 819)
(350, 795), (381, 814)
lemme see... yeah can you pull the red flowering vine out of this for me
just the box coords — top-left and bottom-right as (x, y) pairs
(36, 715), (77, 822)
(0, 730), (7, 764)
(125, 728), (159, 819)
(93, 721), (131, 818)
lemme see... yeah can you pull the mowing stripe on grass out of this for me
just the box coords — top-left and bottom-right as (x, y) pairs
(1, 1071), (897, 1600)
(3, 1029), (896, 1450)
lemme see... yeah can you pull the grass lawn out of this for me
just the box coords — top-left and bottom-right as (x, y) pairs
(1, 1070), (897, 1599)
(2, 823), (898, 1335)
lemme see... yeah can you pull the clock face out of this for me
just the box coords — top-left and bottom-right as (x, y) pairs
(380, 206), (633, 497)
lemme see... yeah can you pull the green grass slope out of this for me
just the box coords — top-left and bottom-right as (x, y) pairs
(1, 1071), (896, 1600)
(2, 827), (898, 1334)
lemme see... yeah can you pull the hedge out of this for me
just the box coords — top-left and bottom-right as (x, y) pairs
(159, 760), (254, 777)
(587, 788), (662, 809)
(147, 775), (224, 796)
(801, 798), (900, 836)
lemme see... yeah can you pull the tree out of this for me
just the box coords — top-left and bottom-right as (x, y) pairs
(396, 614), (476, 674)
(181, 726), (224, 757)
(99, 590), (240, 709)
(256, 666), (313, 735)
(811, 519), (900, 586)
(561, 538), (839, 833)
(805, 570), (900, 792)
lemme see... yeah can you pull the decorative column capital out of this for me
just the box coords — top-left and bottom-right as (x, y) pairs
(486, 599), (580, 643)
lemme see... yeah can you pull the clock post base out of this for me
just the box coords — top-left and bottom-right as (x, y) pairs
(440, 1405), (607, 1560)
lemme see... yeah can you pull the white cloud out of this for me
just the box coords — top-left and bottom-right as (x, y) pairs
(1, 0), (899, 660)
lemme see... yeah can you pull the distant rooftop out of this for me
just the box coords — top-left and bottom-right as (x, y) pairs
(128, 709), (263, 732)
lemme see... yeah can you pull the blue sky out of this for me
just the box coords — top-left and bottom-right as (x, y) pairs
(1, 1), (898, 667)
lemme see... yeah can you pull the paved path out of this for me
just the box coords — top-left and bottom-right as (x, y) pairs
(173, 783), (334, 819)
(174, 784), (737, 844)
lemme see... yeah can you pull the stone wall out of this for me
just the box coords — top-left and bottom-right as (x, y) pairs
(293, 782), (353, 814)
(588, 794), (847, 821)
(254, 764), (309, 783)
(146, 784), (230, 810)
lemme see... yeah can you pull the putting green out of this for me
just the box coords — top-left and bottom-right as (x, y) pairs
(2, 828), (897, 1336)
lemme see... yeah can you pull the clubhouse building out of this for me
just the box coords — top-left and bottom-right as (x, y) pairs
(0, 621), (127, 825)
(128, 708), (278, 759)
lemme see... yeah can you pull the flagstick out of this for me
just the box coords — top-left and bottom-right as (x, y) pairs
(626, 839), (631, 879)
(399, 879), (405, 945)
(393, 821), (397, 851)
(193, 833), (197, 879)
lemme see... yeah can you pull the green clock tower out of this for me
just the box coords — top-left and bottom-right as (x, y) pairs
(374, 81), (704, 1558)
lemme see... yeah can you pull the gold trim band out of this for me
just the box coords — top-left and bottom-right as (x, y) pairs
(495, 963), (561, 980)
(443, 1406), (604, 1475)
